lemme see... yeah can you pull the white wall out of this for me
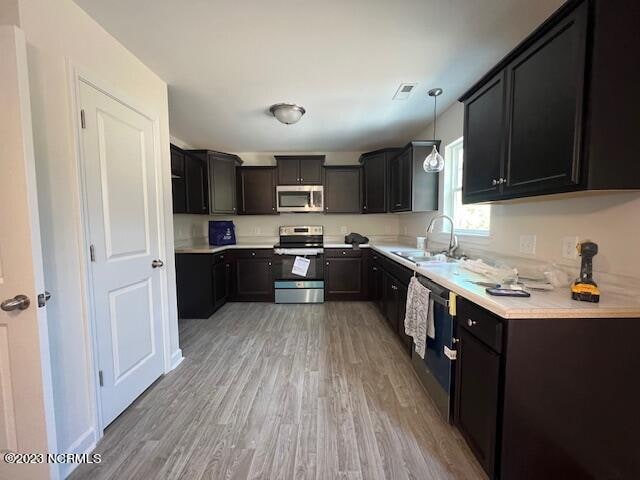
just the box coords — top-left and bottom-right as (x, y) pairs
(10, 0), (180, 473)
(174, 213), (400, 244)
(401, 101), (640, 280)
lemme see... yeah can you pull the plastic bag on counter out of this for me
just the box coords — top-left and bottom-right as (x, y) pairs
(458, 258), (519, 285)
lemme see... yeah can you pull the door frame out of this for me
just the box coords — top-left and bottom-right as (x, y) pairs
(66, 62), (173, 436)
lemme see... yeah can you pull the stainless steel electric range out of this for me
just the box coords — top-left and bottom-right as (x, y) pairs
(273, 226), (324, 303)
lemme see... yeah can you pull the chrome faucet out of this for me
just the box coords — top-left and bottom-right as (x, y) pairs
(425, 214), (459, 257)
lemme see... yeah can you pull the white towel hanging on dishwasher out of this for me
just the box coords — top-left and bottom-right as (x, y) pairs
(404, 277), (435, 359)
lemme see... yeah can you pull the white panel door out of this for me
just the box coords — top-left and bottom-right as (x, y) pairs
(0, 26), (56, 480)
(79, 81), (164, 427)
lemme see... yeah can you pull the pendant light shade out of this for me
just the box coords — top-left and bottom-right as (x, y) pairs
(423, 88), (445, 173)
(270, 103), (306, 125)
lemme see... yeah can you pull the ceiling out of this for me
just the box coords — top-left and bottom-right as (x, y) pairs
(74, 0), (562, 152)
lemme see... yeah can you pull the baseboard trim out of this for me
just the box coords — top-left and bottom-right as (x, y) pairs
(57, 428), (97, 479)
(170, 348), (184, 370)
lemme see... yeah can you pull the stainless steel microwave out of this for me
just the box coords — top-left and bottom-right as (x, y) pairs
(276, 185), (324, 213)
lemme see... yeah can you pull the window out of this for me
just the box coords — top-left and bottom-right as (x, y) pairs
(443, 137), (491, 236)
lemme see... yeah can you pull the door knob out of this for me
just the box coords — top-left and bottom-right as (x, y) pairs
(151, 259), (164, 268)
(1, 295), (30, 312)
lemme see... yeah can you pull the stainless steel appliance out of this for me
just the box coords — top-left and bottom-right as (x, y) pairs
(273, 226), (324, 303)
(276, 185), (323, 213)
(410, 276), (457, 423)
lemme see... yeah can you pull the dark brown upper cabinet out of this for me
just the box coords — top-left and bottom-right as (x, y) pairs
(171, 144), (209, 214)
(462, 73), (506, 204)
(275, 155), (324, 185)
(188, 150), (243, 215)
(359, 148), (400, 213)
(236, 166), (277, 215)
(460, 0), (640, 204)
(323, 166), (362, 214)
(389, 141), (440, 213)
(171, 145), (187, 213)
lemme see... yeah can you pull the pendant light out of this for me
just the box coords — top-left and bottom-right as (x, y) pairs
(423, 88), (445, 173)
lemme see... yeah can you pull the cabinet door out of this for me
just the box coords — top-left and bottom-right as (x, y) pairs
(390, 149), (411, 212)
(212, 260), (227, 310)
(324, 167), (361, 214)
(185, 154), (209, 214)
(325, 257), (363, 300)
(382, 273), (398, 331)
(455, 327), (500, 478)
(237, 167), (277, 214)
(299, 158), (323, 185)
(462, 73), (506, 203)
(363, 153), (387, 213)
(209, 155), (236, 214)
(396, 282), (412, 353)
(235, 256), (274, 301)
(175, 254), (215, 318)
(504, 3), (587, 196)
(171, 147), (187, 213)
(277, 158), (300, 185)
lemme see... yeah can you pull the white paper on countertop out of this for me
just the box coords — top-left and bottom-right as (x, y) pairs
(292, 256), (310, 277)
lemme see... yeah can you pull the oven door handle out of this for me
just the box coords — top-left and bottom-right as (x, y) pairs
(274, 248), (324, 256)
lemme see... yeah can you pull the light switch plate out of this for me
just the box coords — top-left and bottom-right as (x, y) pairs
(340, 226), (348, 234)
(562, 236), (579, 259)
(519, 234), (537, 255)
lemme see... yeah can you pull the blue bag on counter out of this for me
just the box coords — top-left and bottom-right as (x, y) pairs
(209, 221), (236, 246)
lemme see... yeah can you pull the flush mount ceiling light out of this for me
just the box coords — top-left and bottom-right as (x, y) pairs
(423, 88), (445, 173)
(269, 103), (306, 125)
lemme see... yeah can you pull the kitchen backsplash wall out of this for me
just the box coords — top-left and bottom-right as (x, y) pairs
(403, 102), (640, 280)
(173, 213), (401, 244)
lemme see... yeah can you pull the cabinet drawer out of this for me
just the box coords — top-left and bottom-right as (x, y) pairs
(233, 249), (272, 259)
(458, 298), (503, 353)
(325, 248), (362, 258)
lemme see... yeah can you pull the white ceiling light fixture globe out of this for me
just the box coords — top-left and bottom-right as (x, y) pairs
(423, 88), (445, 173)
(269, 103), (306, 125)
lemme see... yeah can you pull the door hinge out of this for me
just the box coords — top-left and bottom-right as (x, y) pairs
(89, 244), (96, 262)
(98, 370), (104, 387)
(80, 109), (86, 129)
(37, 291), (52, 308)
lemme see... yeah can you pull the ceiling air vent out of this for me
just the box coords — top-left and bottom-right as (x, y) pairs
(393, 83), (418, 100)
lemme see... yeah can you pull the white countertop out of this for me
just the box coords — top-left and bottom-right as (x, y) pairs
(175, 240), (640, 319)
(369, 244), (640, 320)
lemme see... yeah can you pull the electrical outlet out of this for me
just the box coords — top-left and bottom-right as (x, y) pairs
(403, 226), (408, 235)
(340, 226), (348, 234)
(519, 234), (537, 255)
(254, 227), (261, 235)
(562, 236), (579, 259)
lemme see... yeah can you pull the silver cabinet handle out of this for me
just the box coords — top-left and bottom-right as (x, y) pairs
(326, 261), (329, 265)
(251, 252), (256, 256)
(151, 259), (164, 268)
(342, 251), (346, 255)
(492, 179), (498, 186)
(467, 319), (477, 327)
(1, 294), (30, 312)
(268, 262), (272, 266)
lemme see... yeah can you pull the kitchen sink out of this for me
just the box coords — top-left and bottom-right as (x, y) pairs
(391, 250), (426, 258)
(391, 250), (457, 264)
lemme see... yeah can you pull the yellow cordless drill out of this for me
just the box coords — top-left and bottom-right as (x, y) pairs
(571, 241), (600, 303)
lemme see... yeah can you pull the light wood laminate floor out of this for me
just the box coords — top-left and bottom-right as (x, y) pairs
(71, 302), (485, 480)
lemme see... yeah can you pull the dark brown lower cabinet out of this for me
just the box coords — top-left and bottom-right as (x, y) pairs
(454, 296), (640, 480)
(455, 326), (500, 478)
(212, 253), (228, 310)
(175, 254), (214, 318)
(324, 249), (365, 300)
(231, 250), (274, 302)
